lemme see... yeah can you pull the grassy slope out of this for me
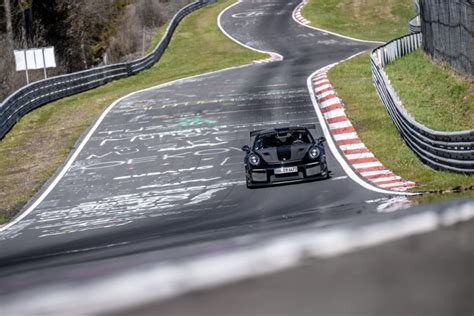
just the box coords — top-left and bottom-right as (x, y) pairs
(329, 53), (473, 191)
(385, 50), (473, 131)
(302, 0), (473, 191)
(301, 0), (415, 41)
(0, 0), (265, 224)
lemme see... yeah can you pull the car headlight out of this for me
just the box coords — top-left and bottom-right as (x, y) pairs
(309, 147), (320, 159)
(249, 154), (260, 166)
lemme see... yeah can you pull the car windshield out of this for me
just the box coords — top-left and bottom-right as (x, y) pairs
(254, 130), (312, 150)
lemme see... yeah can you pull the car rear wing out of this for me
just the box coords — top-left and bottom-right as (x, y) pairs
(250, 124), (317, 137)
(275, 124), (317, 131)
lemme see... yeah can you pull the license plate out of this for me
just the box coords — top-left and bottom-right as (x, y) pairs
(274, 166), (298, 174)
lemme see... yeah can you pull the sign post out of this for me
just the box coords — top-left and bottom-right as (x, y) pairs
(22, 49), (30, 84)
(41, 48), (47, 78)
(14, 47), (56, 84)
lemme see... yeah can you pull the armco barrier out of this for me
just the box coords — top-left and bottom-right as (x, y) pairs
(409, 1), (421, 33)
(0, 0), (212, 139)
(409, 15), (421, 33)
(371, 33), (474, 173)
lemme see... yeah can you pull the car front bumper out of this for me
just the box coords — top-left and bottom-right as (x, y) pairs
(247, 162), (327, 186)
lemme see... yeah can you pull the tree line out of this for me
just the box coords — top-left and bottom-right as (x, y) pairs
(0, 0), (193, 101)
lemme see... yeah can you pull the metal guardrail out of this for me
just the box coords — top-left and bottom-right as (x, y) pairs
(408, 15), (421, 33)
(0, 0), (211, 140)
(371, 33), (474, 173)
(409, 0), (421, 33)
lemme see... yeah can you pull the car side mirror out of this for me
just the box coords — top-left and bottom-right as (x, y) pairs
(319, 137), (326, 143)
(241, 145), (250, 152)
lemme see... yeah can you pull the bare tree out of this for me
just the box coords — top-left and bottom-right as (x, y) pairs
(3, 0), (13, 49)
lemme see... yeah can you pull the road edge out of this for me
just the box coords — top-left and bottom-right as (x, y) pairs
(307, 63), (417, 195)
(0, 63), (254, 233)
(3, 198), (473, 316)
(292, 0), (385, 44)
(217, 0), (284, 63)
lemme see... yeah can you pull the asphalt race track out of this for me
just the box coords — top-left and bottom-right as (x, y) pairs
(0, 0), (430, 311)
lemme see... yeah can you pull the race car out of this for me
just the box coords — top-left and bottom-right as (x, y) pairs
(242, 124), (329, 188)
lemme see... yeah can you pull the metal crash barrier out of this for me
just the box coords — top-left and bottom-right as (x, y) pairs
(371, 32), (474, 173)
(0, 0), (212, 139)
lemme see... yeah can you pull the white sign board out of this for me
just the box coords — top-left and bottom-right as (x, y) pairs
(14, 47), (56, 71)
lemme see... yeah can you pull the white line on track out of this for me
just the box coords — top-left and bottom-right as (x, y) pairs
(291, 0), (385, 44)
(0, 63), (255, 233)
(217, 0), (284, 62)
(3, 200), (473, 316)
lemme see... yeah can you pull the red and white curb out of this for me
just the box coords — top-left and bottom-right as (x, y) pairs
(294, 0), (311, 25)
(253, 53), (284, 64)
(311, 69), (416, 192)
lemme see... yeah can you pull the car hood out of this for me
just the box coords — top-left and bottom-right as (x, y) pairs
(257, 144), (310, 164)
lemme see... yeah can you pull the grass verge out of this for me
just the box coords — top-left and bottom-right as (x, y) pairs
(385, 50), (473, 131)
(301, 0), (415, 42)
(0, 0), (265, 224)
(328, 53), (473, 192)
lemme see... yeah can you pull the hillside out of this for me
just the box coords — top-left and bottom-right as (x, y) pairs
(0, 0), (193, 101)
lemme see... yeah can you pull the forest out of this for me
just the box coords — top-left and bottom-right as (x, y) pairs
(0, 0), (193, 101)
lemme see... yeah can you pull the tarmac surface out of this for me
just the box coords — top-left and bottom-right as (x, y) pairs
(107, 208), (474, 316)
(0, 0), (471, 315)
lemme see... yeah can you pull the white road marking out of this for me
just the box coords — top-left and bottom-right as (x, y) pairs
(218, 1), (284, 62)
(0, 59), (255, 233)
(4, 200), (473, 315)
(292, 0), (385, 44)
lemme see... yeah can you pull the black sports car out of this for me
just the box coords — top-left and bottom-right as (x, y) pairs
(242, 125), (329, 188)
